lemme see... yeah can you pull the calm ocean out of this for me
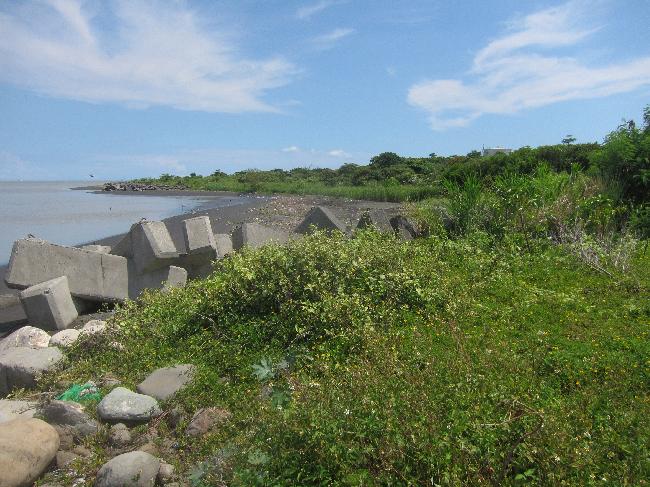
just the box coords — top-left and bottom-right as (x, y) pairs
(0, 181), (241, 264)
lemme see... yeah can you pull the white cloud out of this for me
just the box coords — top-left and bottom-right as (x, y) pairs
(407, 1), (650, 130)
(328, 149), (351, 158)
(0, 0), (297, 113)
(282, 146), (300, 152)
(296, 0), (343, 20)
(310, 28), (355, 50)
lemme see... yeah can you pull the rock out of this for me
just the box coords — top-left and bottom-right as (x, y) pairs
(389, 215), (418, 240)
(0, 418), (60, 487)
(137, 441), (159, 456)
(157, 461), (175, 482)
(0, 346), (64, 397)
(96, 387), (161, 425)
(0, 326), (50, 353)
(136, 364), (195, 402)
(94, 451), (160, 487)
(81, 319), (107, 336)
(185, 407), (231, 438)
(108, 423), (132, 448)
(72, 445), (92, 457)
(39, 400), (99, 439)
(0, 399), (38, 424)
(19, 276), (79, 330)
(49, 329), (81, 348)
(99, 375), (121, 388)
(296, 206), (347, 235)
(56, 449), (79, 468)
(53, 425), (75, 450)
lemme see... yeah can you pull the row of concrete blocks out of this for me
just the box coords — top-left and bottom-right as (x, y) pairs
(5, 208), (416, 331)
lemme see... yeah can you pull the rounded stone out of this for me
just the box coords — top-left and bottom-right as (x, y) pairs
(136, 364), (195, 402)
(96, 387), (161, 425)
(0, 326), (50, 352)
(81, 319), (107, 336)
(94, 451), (160, 487)
(49, 329), (81, 348)
(108, 423), (132, 447)
(0, 418), (60, 487)
(39, 400), (99, 439)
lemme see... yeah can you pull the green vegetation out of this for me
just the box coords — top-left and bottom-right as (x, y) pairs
(34, 108), (649, 485)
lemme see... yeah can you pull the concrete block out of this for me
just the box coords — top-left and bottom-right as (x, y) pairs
(356, 210), (394, 234)
(5, 238), (129, 302)
(296, 206), (347, 235)
(183, 216), (216, 256)
(81, 245), (112, 254)
(19, 277), (78, 330)
(214, 233), (233, 258)
(231, 223), (290, 251)
(111, 221), (179, 274)
(390, 215), (418, 240)
(129, 265), (187, 298)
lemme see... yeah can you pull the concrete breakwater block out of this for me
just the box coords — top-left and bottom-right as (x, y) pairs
(232, 223), (290, 251)
(180, 216), (218, 278)
(81, 244), (112, 254)
(0, 346), (64, 397)
(214, 233), (233, 257)
(297, 206), (347, 235)
(5, 238), (129, 302)
(19, 276), (78, 330)
(111, 221), (179, 274)
(129, 265), (187, 298)
(390, 215), (418, 240)
(356, 209), (394, 234)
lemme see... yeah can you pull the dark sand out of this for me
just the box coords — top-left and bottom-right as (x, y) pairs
(0, 189), (402, 336)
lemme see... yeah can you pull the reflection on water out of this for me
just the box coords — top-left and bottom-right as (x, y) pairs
(0, 181), (240, 264)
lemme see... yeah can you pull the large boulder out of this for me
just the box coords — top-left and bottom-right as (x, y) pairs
(49, 329), (81, 348)
(0, 347), (64, 397)
(39, 400), (99, 440)
(0, 418), (59, 487)
(94, 451), (160, 487)
(0, 326), (50, 353)
(136, 364), (195, 402)
(96, 387), (161, 425)
(0, 399), (38, 424)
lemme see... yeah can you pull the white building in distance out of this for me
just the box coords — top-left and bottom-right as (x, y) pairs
(482, 147), (512, 157)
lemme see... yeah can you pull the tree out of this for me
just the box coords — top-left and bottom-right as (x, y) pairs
(562, 135), (576, 145)
(369, 152), (402, 168)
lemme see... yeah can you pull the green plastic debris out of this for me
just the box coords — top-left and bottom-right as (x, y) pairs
(57, 381), (102, 403)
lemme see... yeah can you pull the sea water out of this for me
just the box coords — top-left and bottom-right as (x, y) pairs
(0, 181), (241, 264)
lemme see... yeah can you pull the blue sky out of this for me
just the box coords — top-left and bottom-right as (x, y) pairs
(0, 0), (649, 180)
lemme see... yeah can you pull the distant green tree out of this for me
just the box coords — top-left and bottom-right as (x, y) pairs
(562, 135), (577, 145)
(370, 152), (403, 168)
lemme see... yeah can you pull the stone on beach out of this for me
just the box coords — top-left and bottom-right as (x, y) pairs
(111, 221), (179, 274)
(0, 346), (64, 397)
(4, 238), (129, 302)
(94, 451), (160, 487)
(0, 418), (60, 487)
(0, 326), (50, 353)
(49, 329), (81, 348)
(231, 222), (290, 251)
(296, 206), (347, 234)
(0, 399), (38, 424)
(136, 364), (195, 401)
(19, 276), (78, 330)
(96, 387), (161, 424)
(39, 400), (99, 439)
(81, 319), (107, 336)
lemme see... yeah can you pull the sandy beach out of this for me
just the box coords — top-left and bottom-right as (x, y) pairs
(0, 188), (402, 335)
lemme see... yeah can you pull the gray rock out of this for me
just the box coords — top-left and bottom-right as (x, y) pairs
(0, 418), (60, 487)
(157, 461), (175, 482)
(136, 364), (195, 402)
(0, 326), (50, 353)
(40, 400), (99, 439)
(185, 407), (231, 437)
(81, 319), (107, 336)
(108, 423), (132, 448)
(56, 449), (79, 468)
(0, 346), (64, 397)
(297, 206), (347, 235)
(0, 399), (38, 424)
(94, 451), (160, 487)
(49, 328), (81, 348)
(96, 387), (161, 425)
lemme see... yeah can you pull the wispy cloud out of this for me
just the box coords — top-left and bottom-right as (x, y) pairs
(0, 0), (297, 113)
(310, 27), (355, 50)
(328, 149), (351, 158)
(296, 0), (343, 20)
(282, 146), (300, 152)
(407, 1), (650, 130)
